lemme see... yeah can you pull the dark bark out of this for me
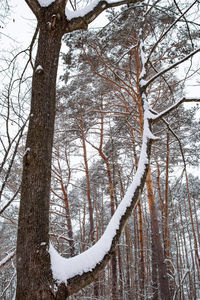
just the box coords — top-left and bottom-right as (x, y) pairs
(16, 11), (65, 299)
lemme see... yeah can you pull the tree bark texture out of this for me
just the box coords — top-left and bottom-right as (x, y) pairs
(16, 11), (65, 299)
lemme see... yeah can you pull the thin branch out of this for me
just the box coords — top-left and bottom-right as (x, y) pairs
(173, 270), (189, 300)
(173, 0), (194, 49)
(152, 97), (200, 123)
(144, 47), (200, 89)
(115, 44), (138, 65)
(0, 186), (21, 215)
(146, 0), (198, 66)
(29, 23), (39, 69)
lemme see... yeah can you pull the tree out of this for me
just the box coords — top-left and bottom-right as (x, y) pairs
(16, 0), (146, 299)
(13, 0), (200, 299)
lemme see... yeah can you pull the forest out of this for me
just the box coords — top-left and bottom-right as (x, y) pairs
(0, 0), (200, 299)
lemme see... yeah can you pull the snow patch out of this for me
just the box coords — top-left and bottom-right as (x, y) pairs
(38, 0), (56, 7)
(140, 79), (147, 87)
(41, 242), (46, 246)
(24, 148), (31, 156)
(66, 0), (100, 20)
(66, 0), (123, 20)
(35, 65), (44, 72)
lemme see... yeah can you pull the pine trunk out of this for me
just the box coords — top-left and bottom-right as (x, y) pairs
(146, 168), (170, 300)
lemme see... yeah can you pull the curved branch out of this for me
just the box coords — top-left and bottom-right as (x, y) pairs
(50, 114), (152, 296)
(0, 251), (15, 269)
(65, 0), (142, 32)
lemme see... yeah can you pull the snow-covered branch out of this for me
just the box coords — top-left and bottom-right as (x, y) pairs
(67, 0), (141, 21)
(29, 0), (142, 32)
(0, 251), (15, 269)
(49, 101), (153, 295)
(152, 97), (200, 123)
(65, 0), (142, 32)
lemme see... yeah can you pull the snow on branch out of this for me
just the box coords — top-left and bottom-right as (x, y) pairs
(26, 0), (142, 33)
(49, 99), (153, 293)
(38, 0), (56, 6)
(0, 251), (15, 269)
(65, 0), (140, 21)
(36, 0), (141, 17)
(152, 97), (200, 123)
(65, 0), (142, 32)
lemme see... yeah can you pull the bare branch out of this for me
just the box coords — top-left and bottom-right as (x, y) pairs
(152, 97), (200, 123)
(146, 0), (198, 66)
(0, 186), (20, 215)
(143, 47), (200, 89)
(173, 270), (189, 300)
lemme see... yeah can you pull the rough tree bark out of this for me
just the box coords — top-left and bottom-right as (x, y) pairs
(16, 4), (65, 299)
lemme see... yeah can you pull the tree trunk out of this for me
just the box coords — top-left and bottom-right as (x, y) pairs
(16, 21), (65, 299)
(80, 114), (94, 243)
(146, 168), (170, 300)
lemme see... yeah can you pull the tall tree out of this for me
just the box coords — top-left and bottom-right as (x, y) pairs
(16, 0), (146, 299)
(13, 0), (200, 299)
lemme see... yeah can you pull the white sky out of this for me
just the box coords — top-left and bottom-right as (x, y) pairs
(1, 1), (36, 49)
(0, 0), (107, 51)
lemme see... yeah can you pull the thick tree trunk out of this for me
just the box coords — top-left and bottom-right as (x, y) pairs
(16, 20), (65, 299)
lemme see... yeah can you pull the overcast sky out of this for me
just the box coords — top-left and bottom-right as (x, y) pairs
(1, 1), (35, 49)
